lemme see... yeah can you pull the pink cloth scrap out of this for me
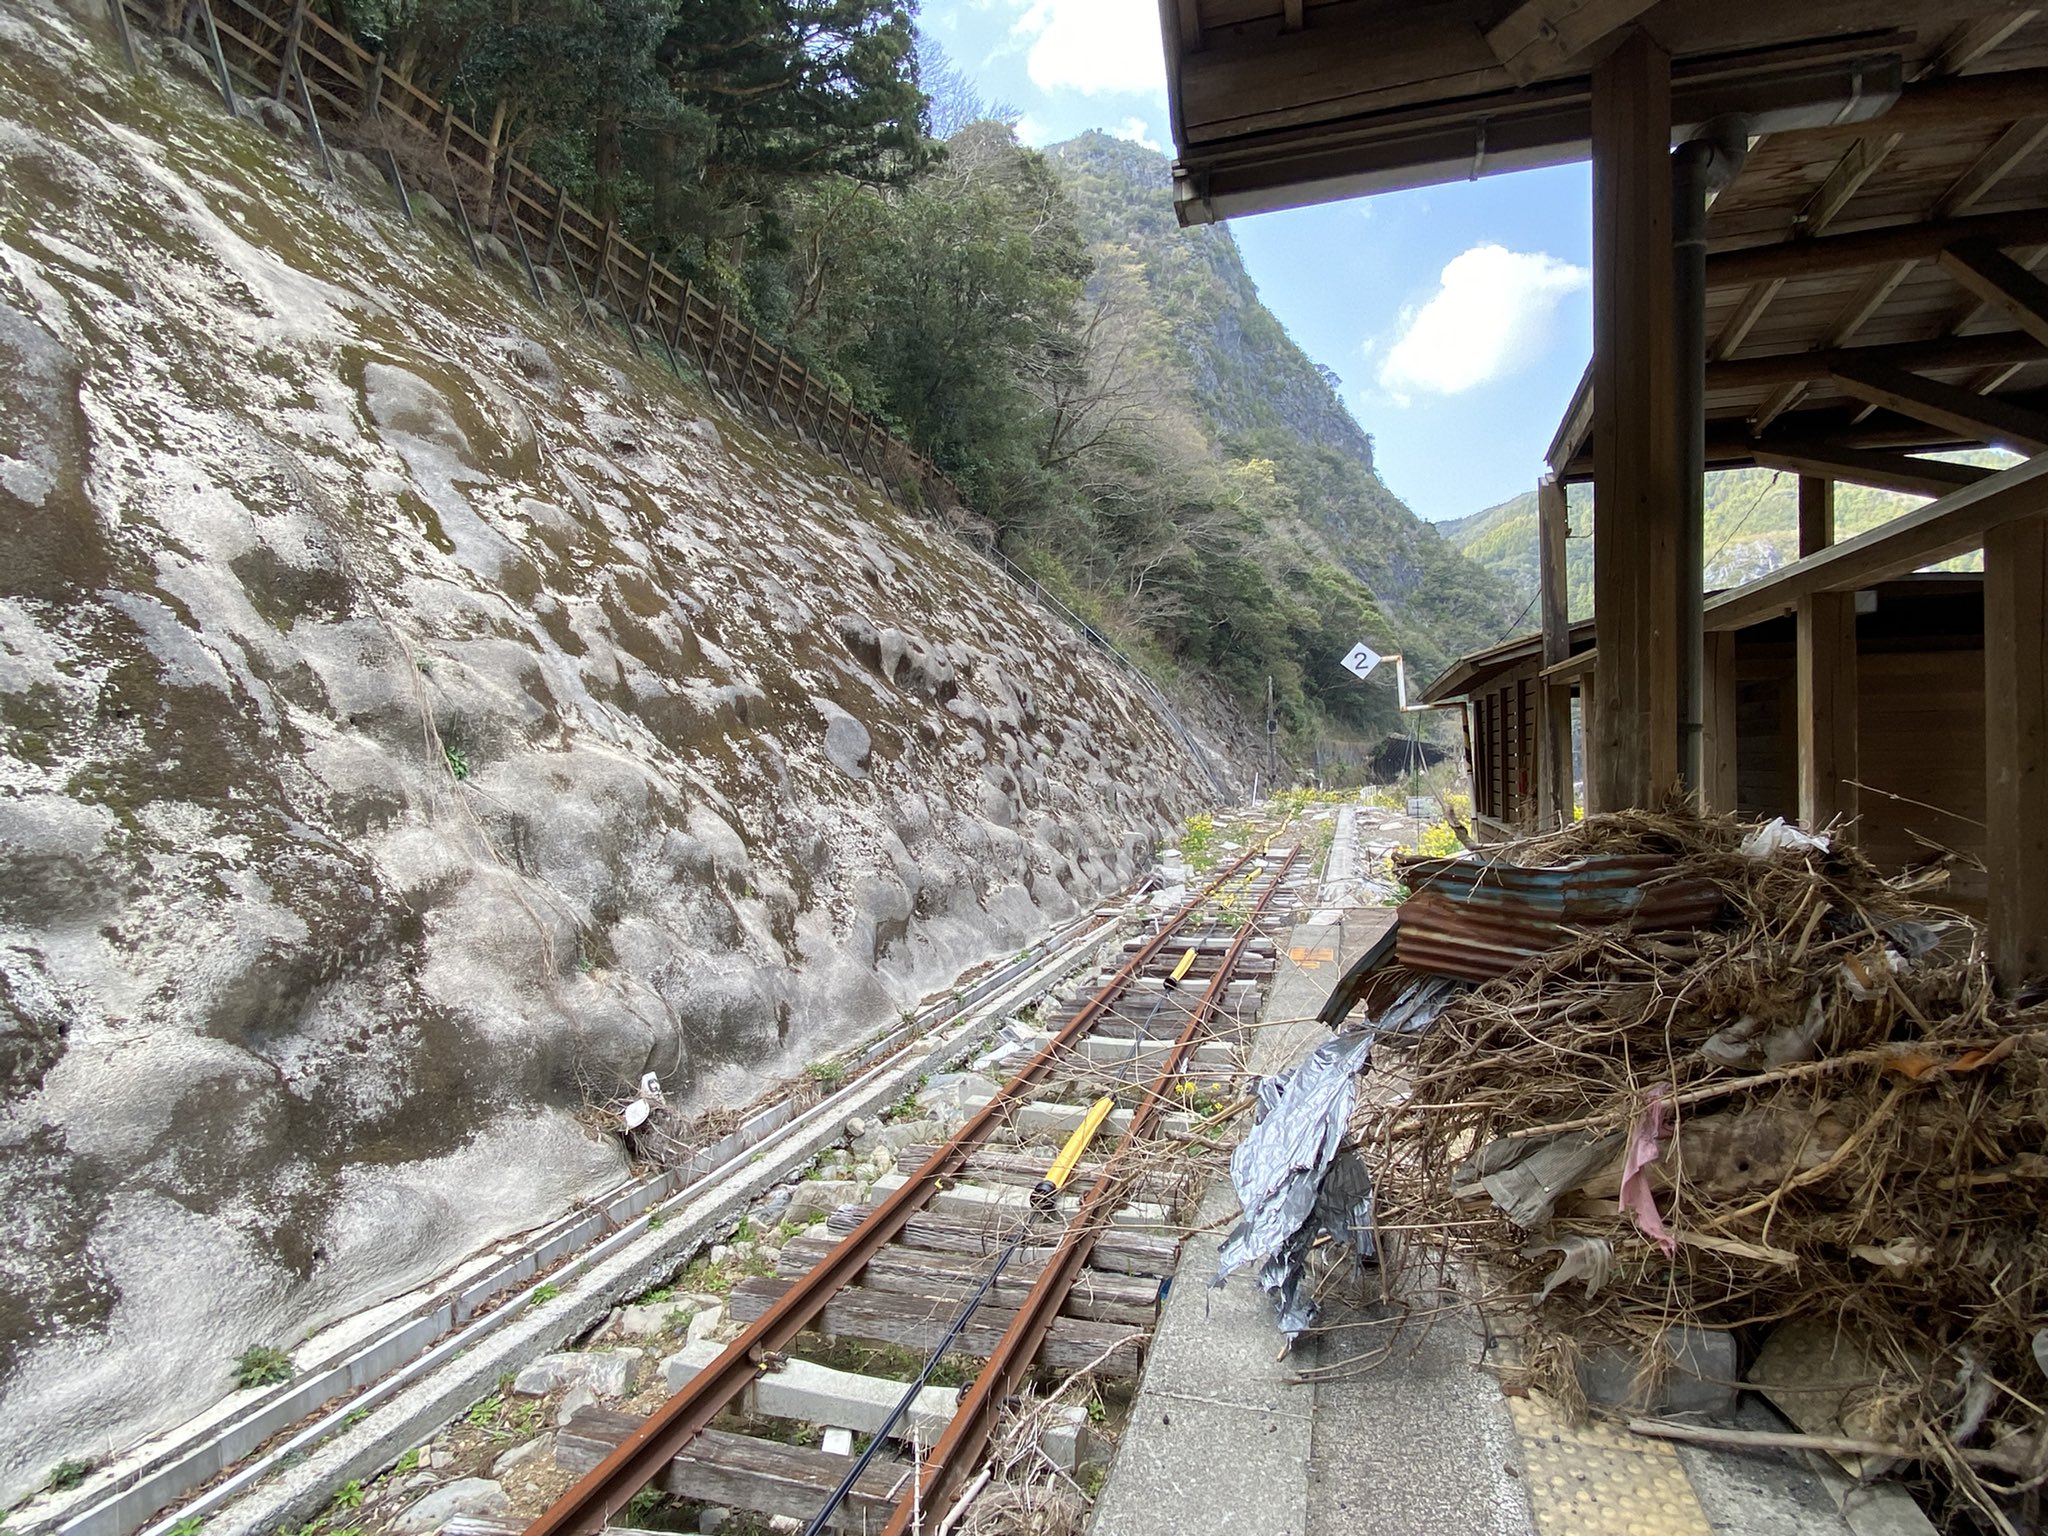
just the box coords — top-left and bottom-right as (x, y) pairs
(1618, 1083), (1675, 1257)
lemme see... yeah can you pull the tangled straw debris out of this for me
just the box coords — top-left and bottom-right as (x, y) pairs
(1349, 810), (2048, 1526)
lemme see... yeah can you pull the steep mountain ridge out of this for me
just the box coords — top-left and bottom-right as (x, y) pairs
(1044, 132), (1522, 688)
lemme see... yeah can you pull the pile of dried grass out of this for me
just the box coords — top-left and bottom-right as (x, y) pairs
(1353, 809), (2047, 1523)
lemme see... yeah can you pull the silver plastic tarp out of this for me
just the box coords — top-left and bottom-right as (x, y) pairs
(1213, 976), (1458, 1338)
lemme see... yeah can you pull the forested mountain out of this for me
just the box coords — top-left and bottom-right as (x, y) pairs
(1440, 465), (1997, 621)
(1044, 133), (1523, 703)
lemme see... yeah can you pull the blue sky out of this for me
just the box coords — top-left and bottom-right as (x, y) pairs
(918, 0), (1596, 525)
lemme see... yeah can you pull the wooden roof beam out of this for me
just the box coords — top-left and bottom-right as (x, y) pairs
(1926, 8), (2041, 80)
(1746, 442), (1998, 499)
(1710, 329), (2043, 391)
(1935, 117), (2048, 221)
(1545, 362), (1595, 471)
(1484, 0), (1662, 86)
(1714, 130), (1901, 360)
(1707, 452), (2048, 632)
(1798, 131), (1904, 234)
(1561, 410), (2010, 479)
(1831, 356), (2048, 452)
(1707, 207), (2048, 287)
(1940, 241), (2048, 348)
(1751, 97), (2044, 429)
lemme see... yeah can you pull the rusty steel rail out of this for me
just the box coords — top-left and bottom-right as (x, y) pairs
(522, 847), (1264, 1536)
(882, 847), (1303, 1533)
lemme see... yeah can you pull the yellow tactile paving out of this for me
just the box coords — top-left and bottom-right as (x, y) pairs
(1507, 1395), (1718, 1536)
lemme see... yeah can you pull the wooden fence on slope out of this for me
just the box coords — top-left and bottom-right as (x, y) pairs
(105, 0), (1235, 799)
(119, 0), (972, 520)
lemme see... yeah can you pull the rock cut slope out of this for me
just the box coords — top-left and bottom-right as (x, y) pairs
(0, 2), (1207, 1496)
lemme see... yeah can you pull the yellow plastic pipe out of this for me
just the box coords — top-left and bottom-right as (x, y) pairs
(1168, 946), (1198, 983)
(1033, 1095), (1116, 1208)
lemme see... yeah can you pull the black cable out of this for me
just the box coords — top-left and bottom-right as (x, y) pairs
(798, 1214), (1034, 1535)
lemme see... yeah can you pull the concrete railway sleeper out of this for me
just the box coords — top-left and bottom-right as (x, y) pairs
(509, 846), (1307, 1536)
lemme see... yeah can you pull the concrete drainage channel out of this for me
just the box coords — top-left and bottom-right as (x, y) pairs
(33, 892), (1151, 1536)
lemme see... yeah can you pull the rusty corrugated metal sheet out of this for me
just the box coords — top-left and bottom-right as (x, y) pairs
(1393, 853), (1722, 983)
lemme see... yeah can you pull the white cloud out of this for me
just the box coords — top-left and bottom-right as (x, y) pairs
(1377, 244), (1588, 401)
(1108, 115), (1161, 152)
(1012, 112), (1054, 147)
(1012, 0), (1167, 97)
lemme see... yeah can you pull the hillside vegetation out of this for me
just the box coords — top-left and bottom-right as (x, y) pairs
(298, 0), (1515, 752)
(1441, 464), (2001, 623)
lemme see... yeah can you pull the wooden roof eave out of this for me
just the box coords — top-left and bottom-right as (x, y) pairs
(1171, 42), (1913, 223)
(1705, 448), (2048, 628)
(1420, 617), (1597, 703)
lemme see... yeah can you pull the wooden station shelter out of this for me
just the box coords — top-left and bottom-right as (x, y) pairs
(1154, 0), (2048, 986)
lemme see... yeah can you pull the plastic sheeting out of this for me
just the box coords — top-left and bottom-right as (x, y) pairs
(1216, 975), (1462, 1338)
(1459, 1129), (1623, 1230)
(1214, 1031), (1376, 1338)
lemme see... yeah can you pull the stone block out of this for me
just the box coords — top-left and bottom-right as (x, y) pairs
(1579, 1326), (1739, 1418)
(555, 1384), (596, 1427)
(391, 1479), (509, 1536)
(616, 1303), (679, 1338)
(662, 1339), (955, 1442)
(786, 1178), (863, 1224)
(515, 1348), (644, 1400)
(1040, 1406), (1100, 1473)
(870, 1173), (1029, 1217)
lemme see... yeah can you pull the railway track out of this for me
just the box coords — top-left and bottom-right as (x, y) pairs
(515, 844), (1306, 1536)
(42, 885), (1159, 1536)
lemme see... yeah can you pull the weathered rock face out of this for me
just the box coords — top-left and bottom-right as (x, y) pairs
(0, 6), (1207, 1496)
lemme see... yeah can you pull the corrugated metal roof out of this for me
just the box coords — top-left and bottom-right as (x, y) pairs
(1392, 853), (1723, 982)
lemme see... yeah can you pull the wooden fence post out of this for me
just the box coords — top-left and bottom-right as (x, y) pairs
(274, 0), (305, 99)
(359, 47), (384, 122)
(634, 255), (656, 327)
(105, 0), (140, 72)
(675, 281), (701, 364)
(542, 188), (567, 269)
(708, 307), (727, 380)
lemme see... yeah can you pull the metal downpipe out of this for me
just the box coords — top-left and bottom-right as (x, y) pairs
(1673, 139), (1710, 799)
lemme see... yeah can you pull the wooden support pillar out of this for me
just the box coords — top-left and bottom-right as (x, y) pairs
(1796, 591), (1857, 835)
(1536, 475), (1577, 826)
(1589, 30), (1682, 811)
(1798, 476), (1835, 556)
(1985, 514), (2048, 988)
(1702, 630), (1739, 812)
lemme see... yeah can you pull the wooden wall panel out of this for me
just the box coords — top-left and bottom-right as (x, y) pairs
(1858, 647), (1987, 910)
